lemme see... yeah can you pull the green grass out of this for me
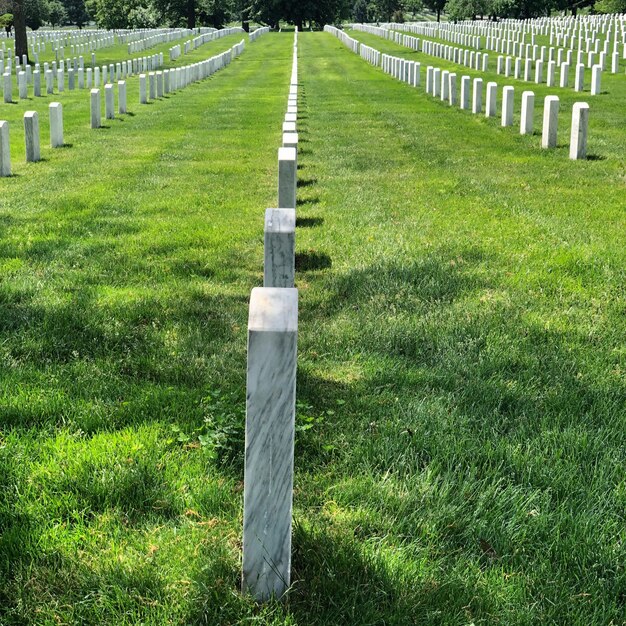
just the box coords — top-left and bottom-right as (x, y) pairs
(0, 32), (247, 164)
(0, 30), (625, 625)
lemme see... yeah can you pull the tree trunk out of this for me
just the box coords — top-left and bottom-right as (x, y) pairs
(437, 8), (441, 21)
(186, 0), (196, 29)
(13, 0), (28, 63)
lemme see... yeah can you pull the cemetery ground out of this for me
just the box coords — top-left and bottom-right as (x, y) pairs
(0, 27), (625, 625)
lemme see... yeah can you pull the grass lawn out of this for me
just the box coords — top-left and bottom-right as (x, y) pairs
(1, 30), (625, 625)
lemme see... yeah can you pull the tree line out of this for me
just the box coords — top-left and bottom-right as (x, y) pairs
(3, 0), (624, 66)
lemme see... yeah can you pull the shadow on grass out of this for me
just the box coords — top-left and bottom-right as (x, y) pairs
(296, 217), (323, 227)
(295, 250), (331, 271)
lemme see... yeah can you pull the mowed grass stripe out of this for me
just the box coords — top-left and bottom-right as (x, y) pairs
(284, 32), (624, 625)
(0, 33), (295, 625)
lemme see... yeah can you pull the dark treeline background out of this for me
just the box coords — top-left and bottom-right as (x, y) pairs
(1, 0), (624, 60)
(2, 0), (624, 33)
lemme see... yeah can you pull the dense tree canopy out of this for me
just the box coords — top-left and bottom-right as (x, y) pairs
(11, 0), (623, 34)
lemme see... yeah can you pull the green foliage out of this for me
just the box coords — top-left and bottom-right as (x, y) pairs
(128, 2), (159, 27)
(594, 0), (626, 11)
(62, 0), (90, 26)
(47, 0), (67, 25)
(24, 0), (50, 28)
(353, 0), (369, 21)
(0, 11), (12, 31)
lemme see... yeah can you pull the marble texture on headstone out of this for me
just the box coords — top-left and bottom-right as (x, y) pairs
(49, 102), (63, 147)
(460, 75), (470, 110)
(0, 120), (10, 176)
(520, 91), (535, 135)
(501, 86), (514, 127)
(90, 88), (101, 129)
(591, 64), (601, 95)
(149, 72), (156, 99)
(264, 209), (296, 288)
(242, 287), (298, 602)
(560, 63), (569, 88)
(574, 63), (584, 91)
(118, 81), (127, 114)
(433, 68), (441, 97)
(23, 111), (40, 162)
(440, 69), (449, 102)
(105, 83), (114, 119)
(33, 69), (41, 96)
(278, 147), (297, 209)
(472, 77), (483, 114)
(485, 81), (497, 117)
(569, 102), (589, 160)
(140, 74), (147, 103)
(448, 73), (457, 106)
(541, 95), (559, 148)
(18, 71), (27, 99)
(3, 72), (11, 103)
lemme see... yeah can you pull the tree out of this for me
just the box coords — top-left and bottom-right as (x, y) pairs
(62, 0), (90, 26)
(595, 0), (626, 10)
(423, 0), (446, 21)
(12, 0), (28, 61)
(0, 12), (12, 32)
(24, 0), (50, 28)
(353, 0), (369, 21)
(48, 0), (67, 25)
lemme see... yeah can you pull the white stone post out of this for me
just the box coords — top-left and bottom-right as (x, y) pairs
(574, 63), (584, 91)
(541, 95), (559, 148)
(591, 64), (601, 95)
(433, 68), (441, 97)
(547, 60), (556, 86)
(90, 88), (101, 129)
(501, 86), (514, 127)
(0, 120), (10, 176)
(485, 81), (497, 117)
(149, 72), (156, 99)
(520, 91), (535, 135)
(242, 287), (298, 602)
(560, 63), (569, 88)
(33, 70), (41, 96)
(448, 72), (457, 106)
(18, 71), (27, 99)
(118, 81), (126, 114)
(278, 147), (297, 209)
(104, 83), (114, 119)
(49, 102), (63, 148)
(472, 77), (483, 113)
(23, 111), (40, 162)
(139, 74), (147, 104)
(264, 208), (296, 288)
(441, 70), (449, 102)
(569, 102), (589, 160)
(3, 72), (11, 103)
(460, 75), (470, 110)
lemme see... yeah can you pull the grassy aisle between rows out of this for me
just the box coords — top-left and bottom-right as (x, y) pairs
(287, 31), (625, 625)
(0, 32), (294, 625)
(0, 31), (249, 163)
